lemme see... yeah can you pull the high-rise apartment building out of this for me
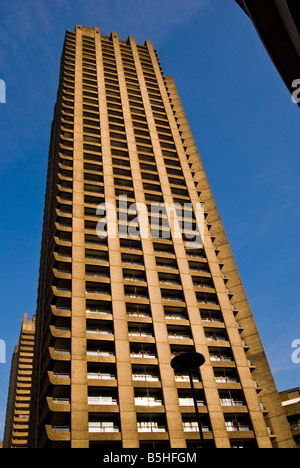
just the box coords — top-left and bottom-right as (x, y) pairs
(26, 25), (294, 448)
(3, 314), (35, 448)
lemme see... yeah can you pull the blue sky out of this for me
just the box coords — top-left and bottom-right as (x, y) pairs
(0, 0), (299, 439)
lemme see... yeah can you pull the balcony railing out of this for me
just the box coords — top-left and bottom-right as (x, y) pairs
(182, 422), (209, 432)
(127, 311), (150, 318)
(132, 374), (159, 382)
(129, 330), (153, 337)
(168, 333), (191, 340)
(86, 329), (113, 336)
(197, 299), (218, 305)
(210, 354), (232, 362)
(54, 372), (71, 379)
(125, 293), (148, 299)
(53, 398), (70, 404)
(55, 349), (71, 354)
(88, 422), (119, 433)
(86, 289), (110, 295)
(86, 308), (112, 315)
(205, 335), (227, 342)
(165, 314), (187, 321)
(88, 396), (117, 405)
(52, 426), (70, 433)
(215, 376), (238, 383)
(135, 397), (162, 406)
(137, 422), (166, 433)
(175, 375), (200, 383)
(220, 399), (244, 407)
(130, 351), (156, 359)
(87, 350), (114, 356)
(225, 423), (250, 432)
(87, 372), (116, 380)
(179, 398), (204, 406)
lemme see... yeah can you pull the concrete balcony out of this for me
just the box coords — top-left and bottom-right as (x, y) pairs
(46, 425), (71, 442)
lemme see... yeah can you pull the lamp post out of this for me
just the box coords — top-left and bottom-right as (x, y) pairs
(171, 352), (205, 448)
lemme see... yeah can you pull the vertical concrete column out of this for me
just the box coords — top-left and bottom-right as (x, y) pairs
(95, 30), (139, 448)
(71, 24), (89, 448)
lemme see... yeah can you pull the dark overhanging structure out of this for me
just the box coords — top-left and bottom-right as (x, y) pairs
(235, 0), (300, 106)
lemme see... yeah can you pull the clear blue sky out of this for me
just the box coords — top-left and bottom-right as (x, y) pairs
(0, 0), (299, 439)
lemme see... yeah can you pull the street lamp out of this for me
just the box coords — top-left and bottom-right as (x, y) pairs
(171, 352), (205, 447)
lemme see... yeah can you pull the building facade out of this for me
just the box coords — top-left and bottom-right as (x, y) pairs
(26, 25), (294, 448)
(3, 314), (35, 448)
(279, 388), (300, 447)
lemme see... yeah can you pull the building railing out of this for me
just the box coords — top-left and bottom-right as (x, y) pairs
(137, 422), (166, 432)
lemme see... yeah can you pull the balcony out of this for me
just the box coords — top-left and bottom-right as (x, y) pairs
(85, 268), (109, 280)
(197, 297), (218, 306)
(86, 328), (114, 338)
(225, 420), (251, 432)
(214, 374), (240, 385)
(175, 374), (201, 384)
(165, 312), (188, 322)
(132, 373), (159, 382)
(135, 396), (163, 407)
(87, 350), (114, 357)
(125, 285), (149, 303)
(125, 293), (149, 300)
(201, 312), (223, 324)
(205, 332), (229, 345)
(86, 344), (115, 365)
(130, 351), (156, 359)
(128, 329), (154, 339)
(209, 353), (233, 363)
(179, 397), (204, 407)
(161, 290), (185, 304)
(86, 305), (112, 317)
(53, 348), (71, 357)
(122, 253), (144, 267)
(88, 422), (119, 433)
(123, 272), (147, 283)
(49, 371), (71, 386)
(88, 396), (118, 405)
(46, 425), (70, 442)
(86, 288), (111, 297)
(51, 397), (70, 408)
(85, 251), (109, 264)
(126, 309), (151, 319)
(156, 258), (178, 271)
(168, 329), (192, 341)
(137, 422), (166, 433)
(182, 421), (210, 433)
